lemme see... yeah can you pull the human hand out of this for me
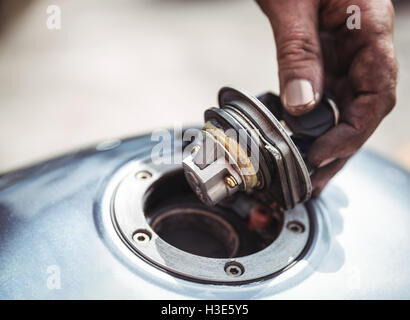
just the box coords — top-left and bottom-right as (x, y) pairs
(256, 0), (398, 196)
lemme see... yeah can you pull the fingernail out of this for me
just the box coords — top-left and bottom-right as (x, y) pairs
(283, 79), (316, 113)
(319, 157), (336, 168)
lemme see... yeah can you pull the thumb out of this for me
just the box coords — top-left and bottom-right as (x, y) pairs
(260, 0), (323, 115)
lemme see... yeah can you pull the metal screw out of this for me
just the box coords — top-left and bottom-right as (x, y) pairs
(224, 262), (244, 277)
(287, 221), (305, 233)
(224, 175), (238, 188)
(135, 170), (152, 180)
(132, 230), (152, 243)
(191, 145), (200, 154)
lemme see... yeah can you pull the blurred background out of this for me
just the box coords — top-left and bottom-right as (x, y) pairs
(0, 0), (409, 174)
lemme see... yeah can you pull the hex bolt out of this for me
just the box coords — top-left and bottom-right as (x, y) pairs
(132, 229), (152, 244)
(286, 221), (305, 233)
(135, 170), (152, 180)
(224, 175), (238, 188)
(224, 261), (244, 277)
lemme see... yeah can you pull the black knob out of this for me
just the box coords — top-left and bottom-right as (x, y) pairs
(282, 93), (338, 139)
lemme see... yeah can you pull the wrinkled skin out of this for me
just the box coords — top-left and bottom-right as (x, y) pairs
(256, 0), (398, 196)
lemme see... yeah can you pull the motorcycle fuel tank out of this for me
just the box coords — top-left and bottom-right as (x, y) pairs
(0, 131), (409, 299)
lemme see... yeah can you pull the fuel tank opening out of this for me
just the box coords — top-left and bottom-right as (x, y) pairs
(143, 169), (281, 259)
(150, 207), (240, 258)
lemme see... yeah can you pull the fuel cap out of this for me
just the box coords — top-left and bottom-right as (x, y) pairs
(183, 86), (339, 209)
